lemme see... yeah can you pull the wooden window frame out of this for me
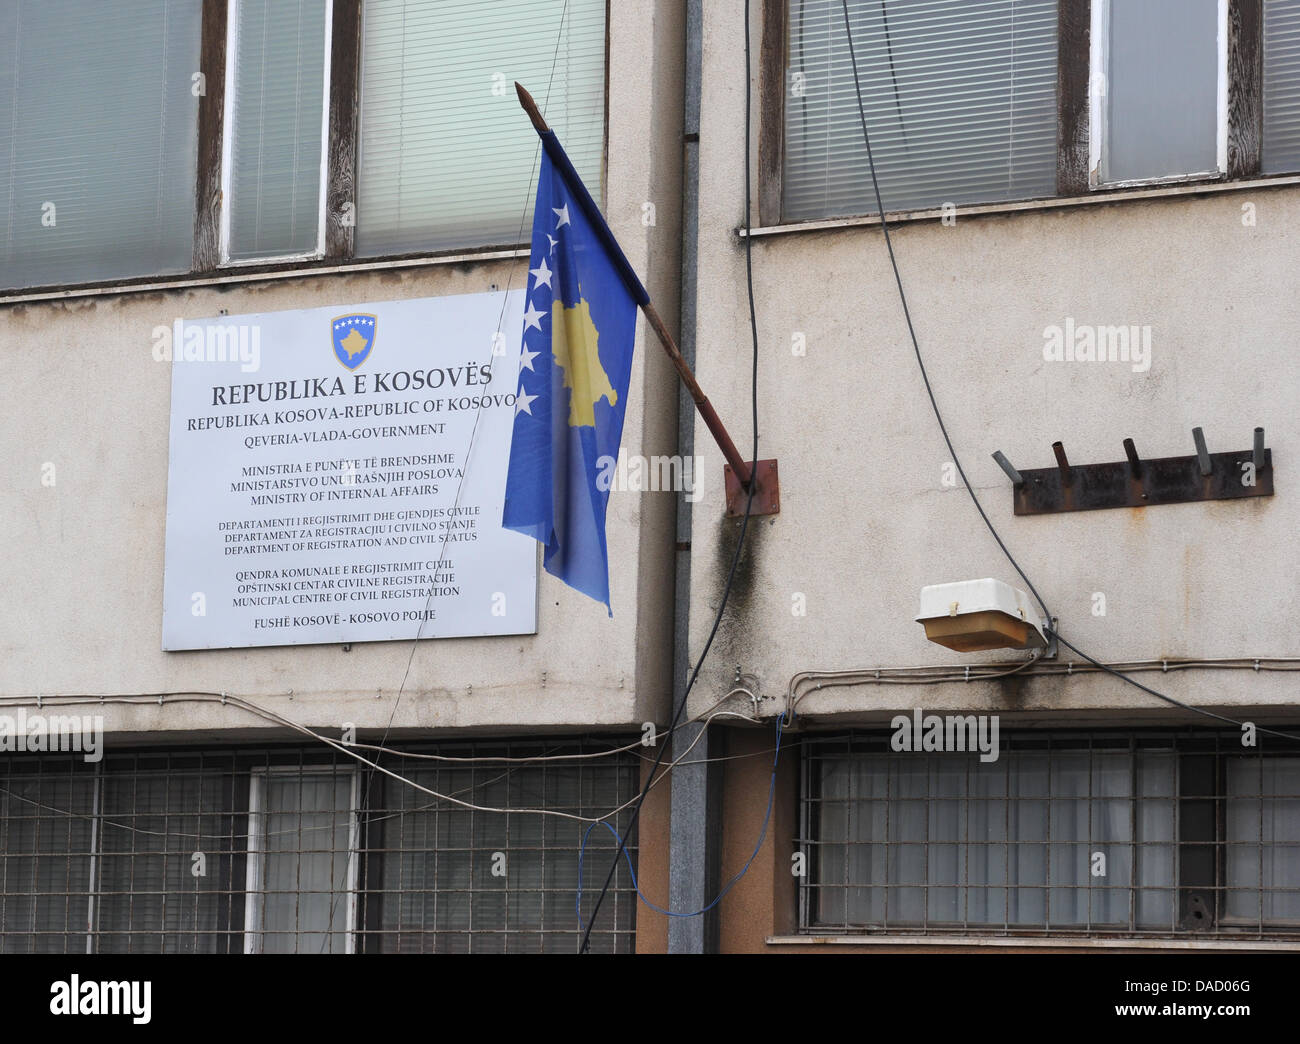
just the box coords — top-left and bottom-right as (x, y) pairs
(10, 0), (609, 298)
(760, 0), (1267, 226)
(218, 0), (336, 267)
(194, 0), (360, 274)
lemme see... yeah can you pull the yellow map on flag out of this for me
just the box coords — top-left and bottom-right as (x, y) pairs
(552, 299), (617, 427)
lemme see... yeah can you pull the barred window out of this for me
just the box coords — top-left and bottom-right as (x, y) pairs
(800, 731), (1300, 937)
(0, 739), (639, 954)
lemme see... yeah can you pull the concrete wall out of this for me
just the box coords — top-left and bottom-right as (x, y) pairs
(685, 0), (1300, 729)
(0, 0), (686, 744)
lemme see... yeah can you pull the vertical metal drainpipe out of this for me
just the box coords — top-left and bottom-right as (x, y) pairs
(667, 0), (722, 955)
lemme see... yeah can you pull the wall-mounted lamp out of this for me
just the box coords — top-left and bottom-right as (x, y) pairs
(916, 578), (1050, 653)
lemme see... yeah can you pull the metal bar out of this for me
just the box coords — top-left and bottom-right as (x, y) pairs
(84, 764), (101, 954)
(1013, 447), (1274, 515)
(1123, 438), (1142, 478)
(1052, 441), (1073, 487)
(1193, 427), (1213, 476)
(1254, 427), (1266, 472)
(992, 450), (1023, 486)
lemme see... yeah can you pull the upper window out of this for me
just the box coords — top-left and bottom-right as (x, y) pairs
(223, 0), (332, 263)
(356, 0), (607, 256)
(0, 0), (203, 290)
(1092, 0), (1225, 186)
(776, 0), (1300, 223)
(783, 0), (1059, 220)
(1263, 0), (1300, 170)
(0, 0), (607, 292)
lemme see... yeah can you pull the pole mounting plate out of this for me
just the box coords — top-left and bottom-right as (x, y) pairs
(725, 459), (780, 517)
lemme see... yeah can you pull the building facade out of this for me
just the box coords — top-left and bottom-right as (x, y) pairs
(1, 0), (683, 954)
(3, 0), (1300, 955)
(678, 0), (1300, 952)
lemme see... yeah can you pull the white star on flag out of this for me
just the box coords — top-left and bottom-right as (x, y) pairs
(553, 204), (570, 228)
(529, 257), (553, 289)
(522, 300), (545, 332)
(518, 346), (540, 372)
(515, 386), (538, 415)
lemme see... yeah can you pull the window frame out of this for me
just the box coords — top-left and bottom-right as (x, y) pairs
(242, 765), (361, 955)
(797, 729), (1300, 940)
(0, 737), (640, 954)
(762, 0), (1272, 226)
(1087, 0), (1229, 189)
(217, 0), (336, 267)
(1, 0), (610, 297)
(195, 0), (361, 272)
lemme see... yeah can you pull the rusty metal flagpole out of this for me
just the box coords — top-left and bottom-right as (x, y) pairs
(514, 82), (778, 515)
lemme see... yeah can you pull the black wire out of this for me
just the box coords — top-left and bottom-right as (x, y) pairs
(837, 0), (1053, 630)
(1051, 633), (1300, 744)
(877, 0), (910, 149)
(578, 0), (766, 954)
(838, 2), (1300, 746)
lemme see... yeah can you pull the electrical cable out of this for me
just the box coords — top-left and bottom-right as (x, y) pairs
(836, 2), (1298, 745)
(785, 656), (1300, 721)
(576, 712), (786, 924)
(838, 0), (1053, 631)
(1050, 634), (1300, 743)
(576, 0), (768, 952)
(0, 694), (761, 841)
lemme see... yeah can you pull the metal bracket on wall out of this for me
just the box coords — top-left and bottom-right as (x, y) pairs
(993, 428), (1273, 516)
(724, 459), (780, 517)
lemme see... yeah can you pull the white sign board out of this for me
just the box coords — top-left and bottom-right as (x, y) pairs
(162, 291), (537, 650)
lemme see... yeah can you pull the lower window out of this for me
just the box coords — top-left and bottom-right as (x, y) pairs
(800, 731), (1300, 937)
(0, 739), (640, 954)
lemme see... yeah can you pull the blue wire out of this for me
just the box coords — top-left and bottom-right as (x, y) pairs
(576, 712), (789, 928)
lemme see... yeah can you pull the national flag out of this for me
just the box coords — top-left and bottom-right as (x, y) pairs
(502, 127), (648, 612)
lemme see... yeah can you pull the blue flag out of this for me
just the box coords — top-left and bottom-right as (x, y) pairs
(502, 131), (646, 612)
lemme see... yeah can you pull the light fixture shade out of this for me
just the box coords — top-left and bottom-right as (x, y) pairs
(916, 578), (1047, 653)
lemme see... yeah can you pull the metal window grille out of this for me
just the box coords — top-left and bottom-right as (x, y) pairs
(798, 730), (1300, 938)
(0, 738), (640, 954)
